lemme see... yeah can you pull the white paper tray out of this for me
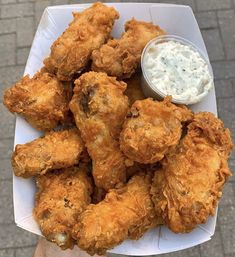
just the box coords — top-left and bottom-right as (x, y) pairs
(13, 3), (217, 255)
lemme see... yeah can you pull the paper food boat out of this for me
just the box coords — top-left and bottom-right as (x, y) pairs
(13, 3), (218, 255)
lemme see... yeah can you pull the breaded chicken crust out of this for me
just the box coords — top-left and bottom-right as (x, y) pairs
(151, 112), (233, 233)
(72, 172), (157, 255)
(44, 2), (119, 81)
(34, 166), (93, 249)
(69, 72), (129, 190)
(120, 97), (193, 164)
(12, 128), (84, 177)
(91, 18), (165, 79)
(124, 72), (145, 105)
(3, 70), (72, 131)
(91, 186), (106, 204)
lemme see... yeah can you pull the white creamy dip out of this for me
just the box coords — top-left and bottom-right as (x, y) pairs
(143, 40), (213, 104)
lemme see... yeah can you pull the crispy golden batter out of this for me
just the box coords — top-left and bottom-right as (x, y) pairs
(124, 72), (145, 105)
(44, 2), (119, 81)
(73, 172), (157, 255)
(91, 187), (106, 204)
(120, 97), (193, 164)
(3, 70), (72, 131)
(91, 19), (165, 79)
(151, 112), (233, 233)
(12, 128), (84, 178)
(34, 166), (93, 249)
(69, 72), (129, 190)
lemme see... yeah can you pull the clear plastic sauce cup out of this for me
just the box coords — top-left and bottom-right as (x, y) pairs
(141, 35), (214, 105)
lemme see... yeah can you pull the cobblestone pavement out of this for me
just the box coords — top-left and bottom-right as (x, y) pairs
(0, 0), (235, 257)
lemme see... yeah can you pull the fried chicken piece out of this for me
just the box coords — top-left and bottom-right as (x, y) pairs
(3, 70), (72, 131)
(124, 159), (147, 178)
(72, 172), (157, 255)
(69, 72), (129, 190)
(91, 18), (165, 79)
(120, 97), (193, 164)
(12, 128), (84, 178)
(124, 72), (145, 105)
(34, 165), (93, 249)
(44, 2), (119, 81)
(91, 187), (106, 204)
(151, 112), (233, 233)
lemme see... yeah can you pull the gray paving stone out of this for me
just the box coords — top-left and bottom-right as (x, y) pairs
(200, 228), (224, 257)
(217, 97), (235, 131)
(220, 183), (235, 206)
(196, 0), (231, 11)
(161, 0), (196, 11)
(202, 29), (225, 61)
(0, 34), (16, 67)
(35, 0), (51, 26)
(107, 253), (127, 257)
(98, 0), (122, 2)
(18, 0), (35, 2)
(0, 249), (14, 257)
(16, 47), (30, 65)
(69, 0), (122, 3)
(1, 3), (34, 18)
(228, 160), (235, 182)
(0, 103), (15, 139)
(0, 224), (38, 248)
(218, 205), (235, 225)
(14, 246), (36, 257)
(232, 80), (235, 94)
(195, 11), (217, 29)
(0, 195), (14, 224)
(68, 0), (93, 3)
(1, 0), (16, 3)
(212, 61), (235, 79)
(68, 0), (96, 2)
(153, 246), (201, 257)
(0, 138), (14, 160)
(0, 159), (13, 180)
(220, 223), (235, 255)
(0, 180), (12, 197)
(0, 19), (16, 34)
(16, 17), (34, 47)
(218, 10), (235, 60)
(51, 0), (69, 5)
(0, 65), (24, 99)
(215, 80), (234, 98)
(1, 0), (16, 4)
(120, 0), (196, 11)
(229, 145), (235, 161)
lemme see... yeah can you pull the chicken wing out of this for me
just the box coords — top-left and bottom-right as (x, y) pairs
(91, 187), (106, 204)
(151, 112), (233, 233)
(3, 70), (72, 131)
(72, 172), (157, 255)
(34, 165), (93, 249)
(120, 97), (193, 164)
(12, 128), (84, 177)
(91, 18), (165, 79)
(44, 2), (119, 81)
(124, 72), (145, 105)
(69, 72), (129, 190)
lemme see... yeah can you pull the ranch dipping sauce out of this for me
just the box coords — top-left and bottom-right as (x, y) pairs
(141, 36), (214, 104)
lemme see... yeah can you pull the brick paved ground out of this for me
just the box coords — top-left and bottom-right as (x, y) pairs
(0, 0), (235, 257)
